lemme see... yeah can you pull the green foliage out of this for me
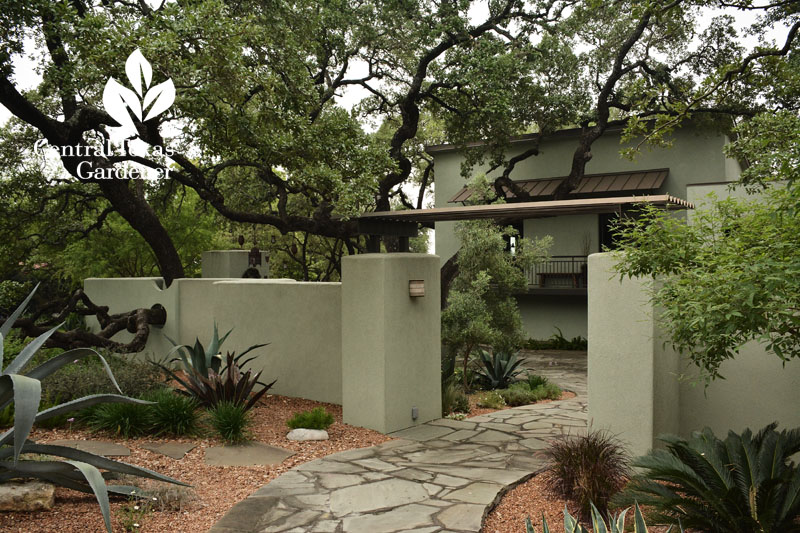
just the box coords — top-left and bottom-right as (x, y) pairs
(497, 381), (561, 407)
(287, 407), (334, 430)
(144, 389), (200, 437)
(0, 403), (13, 427)
(526, 502), (679, 533)
(208, 401), (252, 444)
(34, 390), (70, 429)
(441, 378), (470, 416)
(40, 355), (165, 404)
(86, 402), (153, 438)
(475, 390), (506, 409)
(442, 198), (550, 390)
(156, 325), (274, 412)
(613, 423), (800, 533)
(116, 495), (152, 532)
(475, 349), (525, 390)
(526, 373), (549, 390)
(542, 430), (631, 519)
(58, 190), (229, 282)
(0, 286), (185, 533)
(613, 113), (800, 383)
(525, 328), (588, 351)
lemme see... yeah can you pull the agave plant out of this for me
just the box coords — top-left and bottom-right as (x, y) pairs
(475, 348), (525, 389)
(156, 325), (274, 412)
(0, 286), (186, 533)
(525, 502), (682, 533)
(613, 423), (800, 533)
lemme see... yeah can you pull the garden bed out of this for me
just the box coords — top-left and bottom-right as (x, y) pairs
(0, 394), (391, 533)
(466, 390), (576, 418)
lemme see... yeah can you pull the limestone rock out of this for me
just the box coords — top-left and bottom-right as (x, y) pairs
(286, 429), (329, 441)
(0, 480), (55, 511)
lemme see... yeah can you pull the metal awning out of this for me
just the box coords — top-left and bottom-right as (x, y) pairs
(358, 195), (693, 227)
(448, 168), (669, 203)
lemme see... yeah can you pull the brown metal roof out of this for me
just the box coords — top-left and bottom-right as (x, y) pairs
(358, 195), (693, 226)
(448, 168), (669, 203)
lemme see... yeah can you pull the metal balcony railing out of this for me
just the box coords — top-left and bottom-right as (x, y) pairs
(526, 255), (588, 289)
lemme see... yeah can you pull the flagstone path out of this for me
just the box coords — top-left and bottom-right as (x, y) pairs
(210, 351), (587, 533)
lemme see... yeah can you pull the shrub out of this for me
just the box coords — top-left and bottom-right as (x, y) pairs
(542, 430), (630, 519)
(145, 389), (200, 437)
(287, 407), (334, 430)
(209, 401), (252, 444)
(475, 349), (525, 390)
(613, 423), (800, 533)
(87, 402), (153, 438)
(476, 390), (506, 409)
(526, 373), (549, 389)
(498, 381), (562, 407)
(0, 285), (185, 533)
(526, 502), (682, 533)
(442, 378), (470, 416)
(40, 355), (165, 403)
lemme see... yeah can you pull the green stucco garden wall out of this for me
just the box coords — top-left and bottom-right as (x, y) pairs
(588, 252), (800, 457)
(84, 277), (343, 405)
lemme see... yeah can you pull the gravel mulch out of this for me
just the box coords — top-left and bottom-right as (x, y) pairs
(483, 472), (580, 533)
(0, 394), (391, 533)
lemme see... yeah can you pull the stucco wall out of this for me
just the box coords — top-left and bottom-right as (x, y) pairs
(588, 252), (800, 456)
(516, 294), (587, 340)
(84, 278), (343, 404)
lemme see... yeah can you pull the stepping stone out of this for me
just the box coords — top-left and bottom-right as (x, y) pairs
(141, 442), (196, 460)
(49, 439), (130, 456)
(0, 480), (55, 511)
(204, 442), (293, 467)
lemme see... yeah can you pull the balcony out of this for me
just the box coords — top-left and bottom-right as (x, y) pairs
(524, 255), (588, 295)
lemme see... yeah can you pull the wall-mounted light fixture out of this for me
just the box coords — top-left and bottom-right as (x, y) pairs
(409, 280), (425, 297)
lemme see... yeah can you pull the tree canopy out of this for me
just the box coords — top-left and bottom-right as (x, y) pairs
(1, 0), (799, 349)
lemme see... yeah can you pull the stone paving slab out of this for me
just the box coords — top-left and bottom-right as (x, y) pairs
(141, 441), (195, 459)
(204, 442), (294, 467)
(49, 439), (130, 456)
(210, 350), (587, 533)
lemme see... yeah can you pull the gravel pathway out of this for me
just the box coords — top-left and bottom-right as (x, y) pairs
(210, 351), (587, 533)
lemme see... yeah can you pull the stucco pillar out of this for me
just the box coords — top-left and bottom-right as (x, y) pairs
(587, 253), (679, 456)
(201, 250), (270, 278)
(341, 253), (442, 434)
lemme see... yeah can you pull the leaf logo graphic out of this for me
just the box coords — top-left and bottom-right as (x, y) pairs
(103, 49), (175, 132)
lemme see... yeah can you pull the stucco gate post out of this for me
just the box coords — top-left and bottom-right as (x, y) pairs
(341, 253), (442, 434)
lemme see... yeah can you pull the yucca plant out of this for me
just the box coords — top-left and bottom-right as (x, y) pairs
(475, 348), (525, 389)
(0, 286), (186, 533)
(155, 325), (274, 411)
(613, 423), (800, 533)
(525, 502), (682, 533)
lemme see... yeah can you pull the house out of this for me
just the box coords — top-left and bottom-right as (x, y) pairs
(427, 123), (744, 341)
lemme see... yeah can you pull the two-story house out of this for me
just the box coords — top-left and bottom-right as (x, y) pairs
(428, 123), (744, 341)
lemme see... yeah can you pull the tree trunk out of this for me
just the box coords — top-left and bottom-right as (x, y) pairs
(96, 180), (185, 286)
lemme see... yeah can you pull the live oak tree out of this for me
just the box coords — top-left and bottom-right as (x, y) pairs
(1, 0), (798, 349)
